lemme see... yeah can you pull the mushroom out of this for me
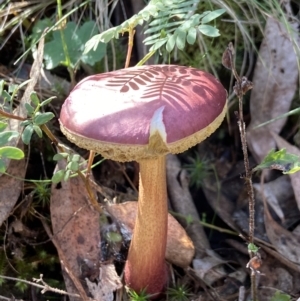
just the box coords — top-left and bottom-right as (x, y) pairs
(59, 65), (227, 296)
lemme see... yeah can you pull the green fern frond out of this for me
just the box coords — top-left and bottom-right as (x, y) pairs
(144, 6), (225, 52)
(84, 0), (225, 55)
(84, 0), (161, 54)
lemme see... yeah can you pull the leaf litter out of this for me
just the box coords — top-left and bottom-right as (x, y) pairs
(247, 16), (300, 165)
(50, 154), (122, 300)
(0, 33), (45, 227)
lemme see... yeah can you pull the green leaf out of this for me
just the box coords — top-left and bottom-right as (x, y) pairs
(0, 159), (5, 173)
(64, 169), (71, 181)
(149, 37), (168, 51)
(79, 21), (107, 66)
(71, 154), (80, 162)
(25, 103), (35, 116)
(33, 112), (55, 125)
(166, 33), (177, 52)
(253, 149), (300, 174)
(201, 9), (226, 24)
(0, 131), (19, 147)
(0, 146), (24, 160)
(270, 291), (291, 301)
(145, 19), (181, 34)
(53, 153), (69, 161)
(20, 120), (31, 127)
(144, 32), (164, 44)
(67, 161), (79, 172)
(0, 121), (7, 132)
(22, 124), (34, 145)
(187, 27), (197, 45)
(52, 170), (65, 183)
(190, 14), (202, 27)
(30, 91), (40, 107)
(2, 90), (11, 103)
(198, 24), (220, 37)
(175, 28), (186, 50)
(40, 97), (56, 107)
(44, 21), (106, 69)
(248, 243), (259, 254)
(8, 84), (18, 94)
(33, 124), (43, 138)
(31, 18), (53, 44)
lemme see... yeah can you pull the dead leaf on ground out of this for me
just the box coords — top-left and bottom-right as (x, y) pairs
(272, 132), (300, 213)
(193, 253), (227, 285)
(166, 154), (210, 258)
(106, 201), (195, 268)
(262, 190), (300, 265)
(0, 35), (45, 227)
(247, 15), (299, 164)
(255, 248), (300, 299)
(253, 176), (296, 224)
(50, 159), (101, 298)
(259, 262), (293, 294)
(203, 179), (240, 234)
(0, 140), (25, 226)
(86, 264), (122, 301)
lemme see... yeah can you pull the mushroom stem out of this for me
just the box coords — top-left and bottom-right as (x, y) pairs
(125, 155), (168, 295)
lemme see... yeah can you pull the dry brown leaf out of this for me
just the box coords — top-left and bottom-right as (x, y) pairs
(257, 259), (294, 301)
(262, 244), (300, 273)
(271, 132), (300, 213)
(50, 159), (101, 298)
(262, 190), (300, 265)
(166, 154), (210, 258)
(253, 176), (294, 222)
(0, 141), (25, 226)
(202, 179), (240, 234)
(247, 15), (299, 164)
(0, 35), (45, 227)
(106, 201), (195, 268)
(193, 253), (227, 285)
(86, 264), (122, 301)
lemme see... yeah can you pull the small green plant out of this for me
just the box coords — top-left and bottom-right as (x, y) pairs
(248, 243), (259, 254)
(15, 277), (28, 293)
(253, 148), (300, 174)
(20, 91), (55, 145)
(167, 283), (192, 301)
(11, 249), (60, 293)
(128, 288), (152, 301)
(29, 181), (51, 207)
(184, 153), (212, 188)
(52, 152), (81, 183)
(0, 80), (25, 172)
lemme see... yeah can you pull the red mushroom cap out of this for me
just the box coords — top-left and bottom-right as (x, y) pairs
(60, 65), (227, 161)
